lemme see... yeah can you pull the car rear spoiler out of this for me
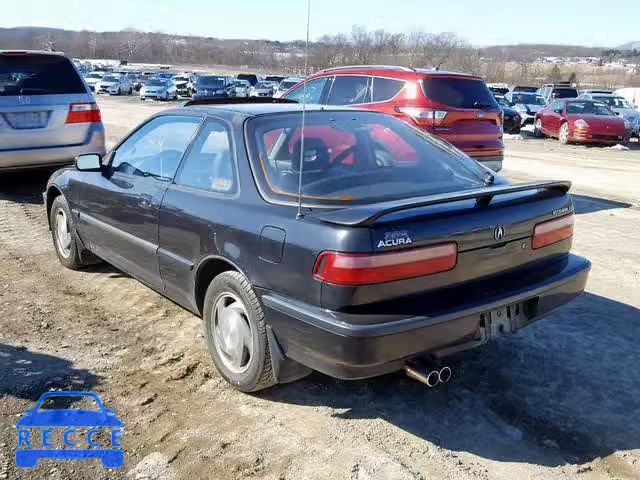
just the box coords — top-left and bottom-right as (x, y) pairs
(313, 181), (572, 227)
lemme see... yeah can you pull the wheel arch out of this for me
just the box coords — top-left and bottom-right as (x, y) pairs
(193, 255), (249, 315)
(45, 185), (64, 228)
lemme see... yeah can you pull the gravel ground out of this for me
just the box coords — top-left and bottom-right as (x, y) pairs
(0, 95), (638, 480)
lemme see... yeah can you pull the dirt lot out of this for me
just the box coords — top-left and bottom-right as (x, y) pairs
(1, 95), (639, 480)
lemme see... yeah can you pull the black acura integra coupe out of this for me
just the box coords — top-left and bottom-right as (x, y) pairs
(44, 100), (590, 391)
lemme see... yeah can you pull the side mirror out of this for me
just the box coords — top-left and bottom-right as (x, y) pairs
(75, 153), (102, 172)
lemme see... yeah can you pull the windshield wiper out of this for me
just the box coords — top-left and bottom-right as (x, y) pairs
(142, 171), (173, 182)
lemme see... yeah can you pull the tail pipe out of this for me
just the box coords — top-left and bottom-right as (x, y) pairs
(404, 364), (452, 387)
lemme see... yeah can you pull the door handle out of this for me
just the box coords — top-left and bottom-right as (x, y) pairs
(139, 194), (153, 209)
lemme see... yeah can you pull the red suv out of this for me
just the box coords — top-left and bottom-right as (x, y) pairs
(282, 66), (504, 171)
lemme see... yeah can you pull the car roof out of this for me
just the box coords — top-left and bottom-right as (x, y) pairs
(0, 49), (66, 56)
(311, 66), (482, 81)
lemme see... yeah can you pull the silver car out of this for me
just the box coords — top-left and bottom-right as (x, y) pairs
(95, 74), (133, 95)
(577, 93), (640, 129)
(139, 78), (177, 101)
(0, 50), (106, 171)
(504, 91), (547, 127)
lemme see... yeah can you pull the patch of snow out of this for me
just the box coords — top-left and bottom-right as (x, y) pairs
(608, 144), (630, 151)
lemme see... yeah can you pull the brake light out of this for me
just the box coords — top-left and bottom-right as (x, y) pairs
(65, 103), (101, 124)
(532, 214), (574, 249)
(313, 243), (457, 286)
(2, 51), (27, 55)
(395, 107), (448, 127)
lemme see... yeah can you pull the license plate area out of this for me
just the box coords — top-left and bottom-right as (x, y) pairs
(480, 303), (527, 341)
(3, 111), (51, 130)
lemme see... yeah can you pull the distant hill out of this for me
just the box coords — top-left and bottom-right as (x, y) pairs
(617, 41), (640, 51)
(480, 44), (605, 61)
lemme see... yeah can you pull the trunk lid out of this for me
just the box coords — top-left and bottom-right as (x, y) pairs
(315, 182), (575, 310)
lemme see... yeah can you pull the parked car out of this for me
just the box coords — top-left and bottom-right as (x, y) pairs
(537, 84), (578, 104)
(187, 74), (199, 96)
(578, 93), (639, 127)
(510, 85), (539, 93)
(192, 75), (236, 100)
(83, 71), (104, 91)
(250, 81), (277, 97)
(282, 65), (504, 172)
(236, 73), (262, 86)
(505, 91), (547, 127)
(45, 101), (590, 392)
(487, 83), (510, 96)
(234, 79), (251, 97)
(265, 75), (285, 84)
(155, 72), (175, 81)
(140, 78), (177, 101)
(494, 95), (521, 134)
(0, 50), (105, 171)
(579, 89), (613, 95)
(131, 74), (146, 92)
(171, 75), (190, 97)
(613, 87), (640, 109)
(273, 77), (303, 98)
(95, 74), (133, 95)
(534, 99), (629, 145)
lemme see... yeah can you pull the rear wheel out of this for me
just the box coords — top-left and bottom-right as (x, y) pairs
(50, 196), (92, 270)
(559, 122), (570, 144)
(203, 271), (276, 392)
(534, 118), (545, 138)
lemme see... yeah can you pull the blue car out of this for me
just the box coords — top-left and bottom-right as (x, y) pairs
(16, 392), (123, 468)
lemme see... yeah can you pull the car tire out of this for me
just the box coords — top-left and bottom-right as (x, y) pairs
(203, 271), (276, 392)
(534, 118), (545, 138)
(50, 196), (92, 270)
(559, 122), (570, 144)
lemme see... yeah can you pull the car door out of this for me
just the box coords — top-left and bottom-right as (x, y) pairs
(75, 114), (202, 289)
(158, 118), (240, 309)
(545, 100), (564, 136)
(325, 75), (372, 106)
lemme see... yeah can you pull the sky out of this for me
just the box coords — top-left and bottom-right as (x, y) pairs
(1, 0), (635, 48)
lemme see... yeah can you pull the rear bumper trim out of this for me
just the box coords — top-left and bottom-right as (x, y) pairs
(261, 254), (590, 379)
(263, 255), (589, 338)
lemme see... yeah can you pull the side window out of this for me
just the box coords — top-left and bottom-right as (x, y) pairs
(176, 120), (236, 194)
(112, 116), (201, 179)
(327, 76), (371, 105)
(372, 77), (405, 102)
(284, 77), (329, 104)
(550, 100), (564, 113)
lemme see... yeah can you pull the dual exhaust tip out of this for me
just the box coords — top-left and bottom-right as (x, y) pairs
(404, 364), (452, 387)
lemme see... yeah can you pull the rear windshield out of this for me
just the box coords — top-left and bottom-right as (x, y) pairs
(511, 93), (546, 105)
(198, 76), (225, 87)
(247, 111), (487, 207)
(421, 77), (498, 109)
(0, 54), (86, 96)
(551, 88), (578, 99)
(593, 96), (633, 109)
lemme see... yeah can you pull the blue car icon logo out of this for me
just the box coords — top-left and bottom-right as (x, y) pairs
(15, 391), (123, 468)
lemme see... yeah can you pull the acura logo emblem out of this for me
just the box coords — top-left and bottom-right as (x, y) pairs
(494, 226), (505, 241)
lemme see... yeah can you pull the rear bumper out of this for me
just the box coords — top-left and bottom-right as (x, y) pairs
(0, 124), (106, 171)
(262, 254), (590, 380)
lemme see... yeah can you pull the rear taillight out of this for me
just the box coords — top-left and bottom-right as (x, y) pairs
(532, 214), (574, 249)
(313, 243), (458, 286)
(395, 107), (448, 127)
(65, 103), (101, 124)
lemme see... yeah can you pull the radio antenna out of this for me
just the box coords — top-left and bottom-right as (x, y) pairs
(296, 0), (312, 220)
